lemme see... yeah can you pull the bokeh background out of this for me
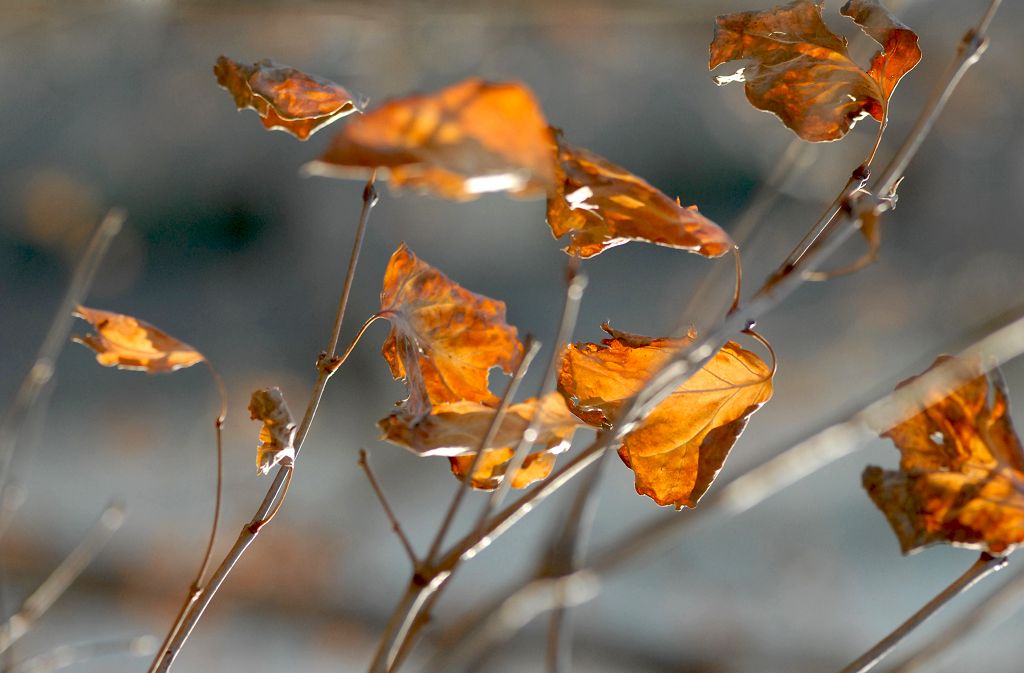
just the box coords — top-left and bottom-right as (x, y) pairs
(2, 1), (1024, 671)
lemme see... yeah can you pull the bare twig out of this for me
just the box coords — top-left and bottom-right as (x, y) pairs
(882, 559), (1024, 673)
(425, 337), (542, 565)
(149, 172), (378, 673)
(835, 554), (1008, 673)
(11, 635), (157, 673)
(359, 449), (419, 567)
(0, 209), (125, 516)
(0, 502), (125, 654)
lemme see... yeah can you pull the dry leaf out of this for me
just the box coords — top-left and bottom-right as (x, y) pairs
(559, 325), (773, 508)
(709, 0), (921, 141)
(864, 356), (1024, 555)
(307, 77), (556, 200)
(379, 393), (582, 490)
(548, 136), (733, 258)
(73, 305), (205, 373)
(215, 56), (362, 140)
(249, 388), (297, 475)
(379, 243), (524, 416)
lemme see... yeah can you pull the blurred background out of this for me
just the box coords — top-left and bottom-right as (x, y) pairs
(2, 0), (1024, 671)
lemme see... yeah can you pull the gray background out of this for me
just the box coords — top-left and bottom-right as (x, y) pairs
(2, 0), (1024, 671)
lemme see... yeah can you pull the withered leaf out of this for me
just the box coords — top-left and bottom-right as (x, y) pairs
(307, 77), (556, 200)
(864, 356), (1024, 555)
(249, 387), (297, 476)
(215, 56), (362, 140)
(379, 243), (524, 416)
(559, 325), (773, 508)
(709, 0), (921, 141)
(379, 393), (582, 490)
(548, 136), (734, 259)
(73, 305), (205, 374)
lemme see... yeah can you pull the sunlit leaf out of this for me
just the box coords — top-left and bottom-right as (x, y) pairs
(559, 324), (773, 508)
(379, 393), (583, 490)
(864, 356), (1024, 555)
(249, 387), (297, 476)
(379, 243), (524, 416)
(709, 0), (921, 141)
(306, 77), (556, 200)
(547, 135), (734, 258)
(73, 305), (205, 374)
(215, 56), (362, 140)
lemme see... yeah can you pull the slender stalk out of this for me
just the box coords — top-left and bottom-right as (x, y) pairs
(882, 559), (1024, 673)
(0, 503), (125, 654)
(11, 635), (157, 673)
(0, 209), (125, 515)
(835, 554), (1007, 673)
(476, 263), (588, 528)
(424, 336), (541, 565)
(359, 449), (419, 566)
(149, 173), (378, 673)
(426, 308), (1024, 670)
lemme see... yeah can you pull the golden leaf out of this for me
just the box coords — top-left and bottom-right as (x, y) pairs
(248, 387), (296, 476)
(73, 305), (205, 374)
(864, 356), (1024, 555)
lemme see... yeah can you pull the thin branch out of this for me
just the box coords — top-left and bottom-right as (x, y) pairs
(426, 308), (1024, 671)
(424, 336), (542, 565)
(0, 209), (125, 517)
(476, 262), (588, 528)
(11, 635), (157, 673)
(882, 559), (1024, 673)
(149, 173), (379, 673)
(359, 449), (419, 567)
(0, 503), (125, 654)
(835, 554), (1008, 673)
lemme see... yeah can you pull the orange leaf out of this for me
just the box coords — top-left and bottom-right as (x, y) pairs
(864, 356), (1024, 555)
(559, 325), (773, 508)
(379, 243), (524, 416)
(709, 0), (921, 141)
(547, 136), (733, 259)
(379, 393), (582, 490)
(307, 77), (556, 200)
(214, 56), (362, 140)
(73, 305), (205, 374)
(248, 388), (297, 476)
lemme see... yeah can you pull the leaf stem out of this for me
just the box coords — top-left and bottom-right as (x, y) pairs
(148, 172), (378, 673)
(359, 449), (419, 567)
(835, 554), (1007, 673)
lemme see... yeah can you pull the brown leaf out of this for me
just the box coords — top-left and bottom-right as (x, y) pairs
(379, 393), (582, 490)
(548, 136), (733, 259)
(307, 77), (556, 200)
(864, 356), (1024, 555)
(248, 387), (297, 475)
(214, 56), (362, 140)
(73, 305), (205, 374)
(379, 243), (524, 416)
(559, 325), (773, 508)
(709, 0), (921, 142)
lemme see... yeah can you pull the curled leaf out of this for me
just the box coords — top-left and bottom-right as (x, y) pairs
(559, 325), (773, 508)
(548, 137), (733, 258)
(215, 56), (362, 140)
(379, 393), (582, 490)
(709, 0), (921, 141)
(864, 356), (1024, 555)
(248, 388), (297, 476)
(73, 305), (205, 374)
(307, 77), (556, 200)
(379, 243), (524, 416)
